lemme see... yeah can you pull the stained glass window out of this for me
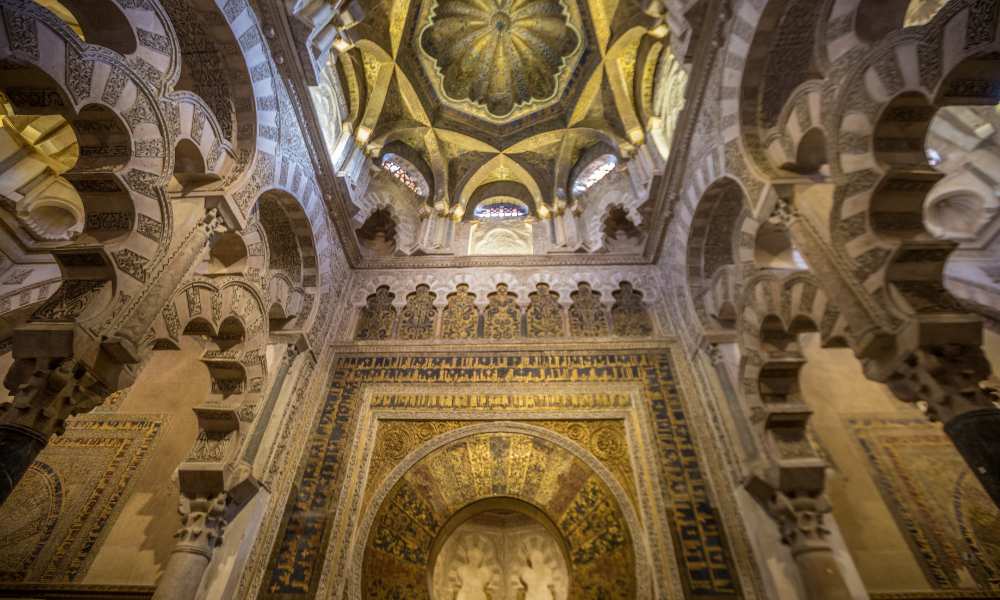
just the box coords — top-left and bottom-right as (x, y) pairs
(472, 197), (530, 221)
(572, 154), (617, 195)
(381, 153), (429, 198)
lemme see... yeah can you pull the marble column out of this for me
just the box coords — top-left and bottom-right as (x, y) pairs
(771, 493), (853, 600)
(152, 493), (228, 600)
(0, 425), (46, 504)
(945, 408), (1000, 503)
(0, 357), (104, 504)
(242, 341), (303, 463)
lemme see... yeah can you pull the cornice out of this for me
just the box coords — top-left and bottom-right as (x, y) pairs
(329, 336), (679, 355)
(353, 251), (653, 270)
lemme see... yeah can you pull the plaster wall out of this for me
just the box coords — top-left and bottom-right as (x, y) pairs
(82, 337), (210, 586)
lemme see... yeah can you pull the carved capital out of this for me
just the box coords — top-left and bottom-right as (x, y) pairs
(768, 194), (800, 229)
(0, 357), (108, 439)
(769, 492), (833, 556)
(173, 493), (228, 559)
(703, 342), (724, 365)
(886, 344), (995, 423)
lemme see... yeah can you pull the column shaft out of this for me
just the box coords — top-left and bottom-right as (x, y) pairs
(151, 550), (210, 600)
(944, 407), (1000, 506)
(792, 546), (853, 600)
(0, 425), (47, 504)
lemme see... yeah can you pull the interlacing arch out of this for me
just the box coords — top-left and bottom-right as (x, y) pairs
(737, 270), (851, 410)
(827, 0), (1000, 330)
(0, 3), (174, 336)
(148, 279), (269, 537)
(151, 280), (267, 391)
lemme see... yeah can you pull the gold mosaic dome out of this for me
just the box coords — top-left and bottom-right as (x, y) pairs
(420, 0), (581, 118)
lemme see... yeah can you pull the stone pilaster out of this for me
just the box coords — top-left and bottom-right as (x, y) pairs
(242, 335), (308, 465)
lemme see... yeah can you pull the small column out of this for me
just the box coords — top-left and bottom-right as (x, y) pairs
(770, 493), (853, 600)
(0, 357), (105, 504)
(152, 493), (227, 600)
(242, 337), (307, 464)
(155, 401), (256, 600)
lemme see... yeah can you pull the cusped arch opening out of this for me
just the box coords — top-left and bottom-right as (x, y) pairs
(33, 0), (138, 55)
(602, 204), (643, 252)
(170, 139), (220, 193)
(182, 317), (216, 338)
(200, 231), (248, 276)
(1, 66), (132, 243)
(429, 498), (571, 600)
(216, 315), (246, 351)
(854, 0), (911, 44)
(268, 301), (291, 329)
(788, 127), (829, 176)
(356, 208), (398, 257)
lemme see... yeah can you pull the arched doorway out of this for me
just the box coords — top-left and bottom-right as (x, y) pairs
(429, 498), (570, 600)
(359, 429), (639, 599)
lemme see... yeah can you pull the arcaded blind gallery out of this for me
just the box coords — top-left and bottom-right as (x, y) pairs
(0, 0), (999, 599)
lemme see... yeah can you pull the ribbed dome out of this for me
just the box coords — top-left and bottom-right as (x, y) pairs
(421, 0), (579, 117)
